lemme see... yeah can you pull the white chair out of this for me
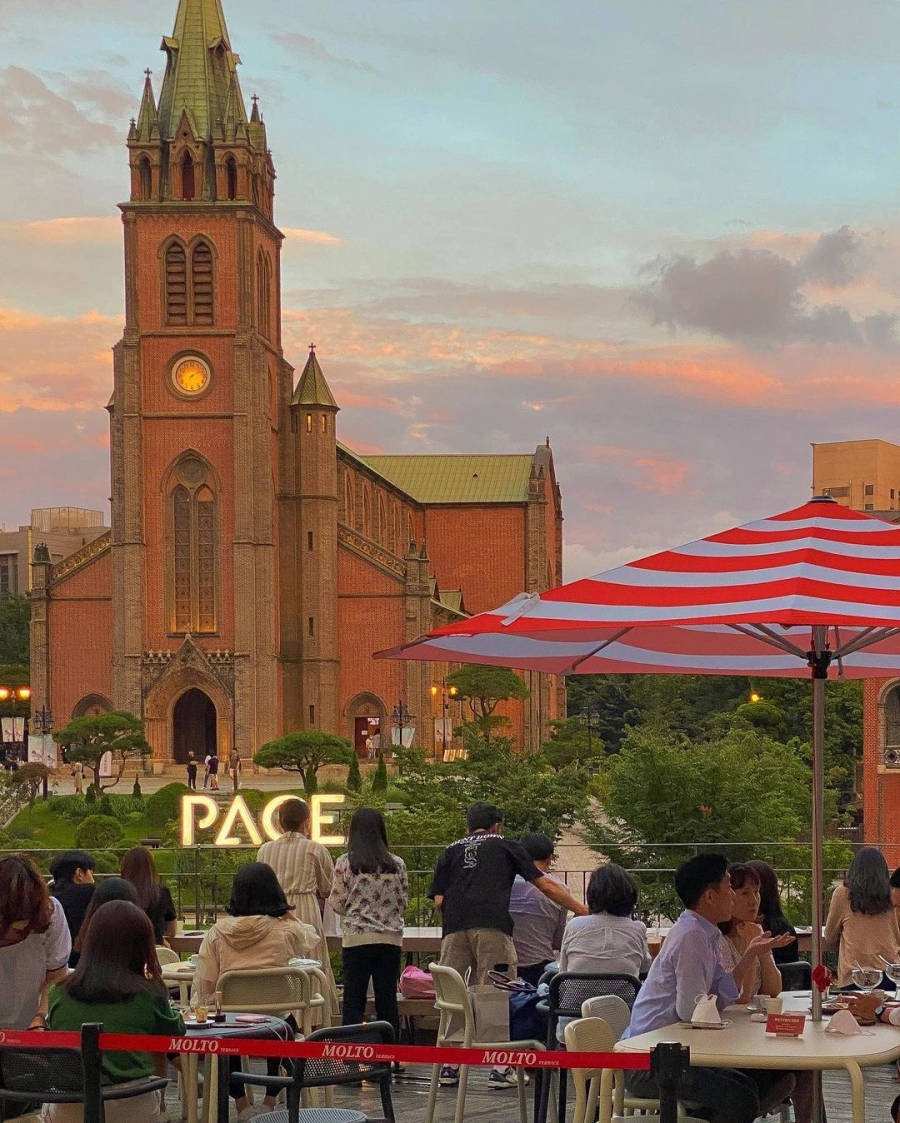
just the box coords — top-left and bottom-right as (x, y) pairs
(155, 945), (180, 965)
(423, 962), (548, 1123)
(564, 1017), (705, 1123)
(218, 966), (325, 1037)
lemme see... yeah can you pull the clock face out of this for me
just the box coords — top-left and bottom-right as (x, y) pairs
(173, 356), (210, 395)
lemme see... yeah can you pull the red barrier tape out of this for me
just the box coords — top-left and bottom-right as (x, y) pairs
(0, 1030), (650, 1072)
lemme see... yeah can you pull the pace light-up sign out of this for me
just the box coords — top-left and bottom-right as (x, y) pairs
(180, 793), (346, 847)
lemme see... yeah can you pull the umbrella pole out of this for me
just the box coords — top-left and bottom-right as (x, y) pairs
(811, 670), (825, 1024)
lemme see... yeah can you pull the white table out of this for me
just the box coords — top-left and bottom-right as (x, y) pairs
(615, 992), (900, 1123)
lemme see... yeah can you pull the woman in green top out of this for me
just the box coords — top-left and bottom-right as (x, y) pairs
(48, 899), (185, 1123)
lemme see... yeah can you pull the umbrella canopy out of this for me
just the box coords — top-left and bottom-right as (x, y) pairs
(379, 495), (900, 1038)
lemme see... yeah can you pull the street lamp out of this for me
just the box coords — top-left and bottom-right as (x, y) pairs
(0, 686), (31, 768)
(391, 701), (413, 751)
(578, 706), (602, 759)
(430, 680), (461, 760)
(749, 691), (763, 704)
(30, 705), (54, 799)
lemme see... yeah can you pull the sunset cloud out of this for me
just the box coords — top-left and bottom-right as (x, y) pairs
(281, 227), (344, 246)
(0, 216), (121, 244)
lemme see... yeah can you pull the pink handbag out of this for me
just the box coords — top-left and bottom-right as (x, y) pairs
(399, 965), (436, 999)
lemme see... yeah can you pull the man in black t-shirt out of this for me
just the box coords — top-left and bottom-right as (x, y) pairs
(429, 803), (586, 1086)
(49, 849), (96, 963)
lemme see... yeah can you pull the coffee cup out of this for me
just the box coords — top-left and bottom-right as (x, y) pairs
(763, 996), (783, 1015)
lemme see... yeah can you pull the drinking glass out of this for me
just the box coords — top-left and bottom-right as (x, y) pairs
(850, 966), (883, 994)
(883, 962), (900, 988)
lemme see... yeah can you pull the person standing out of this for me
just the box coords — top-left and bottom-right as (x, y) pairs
(121, 846), (177, 945)
(49, 850), (96, 951)
(428, 803), (587, 1088)
(229, 748), (242, 792)
(208, 750), (220, 791)
(508, 833), (567, 985)
(202, 753), (211, 789)
(186, 751), (198, 791)
(329, 807), (408, 1042)
(71, 761), (84, 795)
(257, 798), (338, 1017)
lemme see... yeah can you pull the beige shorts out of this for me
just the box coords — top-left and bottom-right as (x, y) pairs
(439, 928), (518, 984)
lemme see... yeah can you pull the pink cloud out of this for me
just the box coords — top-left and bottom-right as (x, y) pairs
(0, 216), (121, 244)
(281, 227), (344, 247)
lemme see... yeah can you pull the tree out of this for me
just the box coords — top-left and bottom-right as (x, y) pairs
(254, 731), (352, 795)
(2, 762), (48, 814)
(372, 752), (388, 793)
(0, 595), (29, 667)
(539, 717), (604, 772)
(446, 665), (529, 741)
(347, 751), (362, 792)
(53, 711), (150, 793)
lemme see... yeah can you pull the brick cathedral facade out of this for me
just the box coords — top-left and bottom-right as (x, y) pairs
(29, 0), (563, 769)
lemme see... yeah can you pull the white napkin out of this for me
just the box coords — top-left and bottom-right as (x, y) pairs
(825, 1009), (862, 1035)
(692, 994), (722, 1025)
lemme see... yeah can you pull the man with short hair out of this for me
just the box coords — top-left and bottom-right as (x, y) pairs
(429, 803), (587, 1088)
(257, 797), (337, 1015)
(624, 854), (795, 1123)
(49, 849), (96, 951)
(508, 832), (566, 985)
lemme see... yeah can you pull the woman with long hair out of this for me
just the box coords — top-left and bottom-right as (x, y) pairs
(825, 846), (900, 987)
(745, 859), (798, 964)
(329, 807), (408, 1040)
(47, 900), (184, 1123)
(70, 877), (139, 967)
(193, 863), (317, 1120)
(0, 855), (70, 1029)
(121, 846), (177, 945)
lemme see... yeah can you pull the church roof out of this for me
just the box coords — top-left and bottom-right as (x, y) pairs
(293, 348), (338, 409)
(357, 454), (535, 504)
(156, 0), (249, 141)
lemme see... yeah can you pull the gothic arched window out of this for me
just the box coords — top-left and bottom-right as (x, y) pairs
(257, 249), (271, 338)
(181, 151), (196, 200)
(343, 473), (353, 524)
(362, 487), (371, 538)
(168, 456), (219, 634)
(138, 156), (152, 201)
(225, 155), (237, 200)
(192, 240), (214, 326)
(378, 495), (388, 547)
(165, 241), (188, 325)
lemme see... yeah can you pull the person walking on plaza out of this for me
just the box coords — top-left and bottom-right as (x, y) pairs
(428, 802), (587, 1088)
(207, 750), (220, 791)
(330, 807), (408, 1044)
(257, 797), (338, 1018)
(229, 748), (242, 792)
(71, 761), (84, 794)
(186, 750), (198, 791)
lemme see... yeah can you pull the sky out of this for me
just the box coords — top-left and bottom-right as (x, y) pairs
(4, 0), (900, 580)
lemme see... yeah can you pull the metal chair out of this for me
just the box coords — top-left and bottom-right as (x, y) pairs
(234, 1021), (395, 1123)
(564, 1017), (704, 1123)
(777, 960), (812, 992)
(0, 1024), (167, 1123)
(423, 962), (547, 1123)
(537, 972), (641, 1123)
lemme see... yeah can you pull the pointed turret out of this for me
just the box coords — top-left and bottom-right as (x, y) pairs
(134, 70), (159, 143)
(156, 0), (253, 144)
(293, 344), (339, 410)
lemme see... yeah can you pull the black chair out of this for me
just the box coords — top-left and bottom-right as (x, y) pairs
(778, 960), (812, 991)
(0, 1024), (168, 1123)
(536, 972), (641, 1123)
(234, 1022), (396, 1123)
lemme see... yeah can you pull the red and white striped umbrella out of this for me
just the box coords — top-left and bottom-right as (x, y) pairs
(381, 496), (900, 677)
(379, 495), (900, 1040)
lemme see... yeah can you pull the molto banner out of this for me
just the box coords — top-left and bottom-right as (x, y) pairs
(180, 793), (345, 847)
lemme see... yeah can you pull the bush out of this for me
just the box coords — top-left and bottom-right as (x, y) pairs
(372, 754), (388, 793)
(347, 753), (362, 793)
(132, 778), (143, 799)
(145, 782), (191, 828)
(75, 814), (124, 850)
(85, 786), (97, 805)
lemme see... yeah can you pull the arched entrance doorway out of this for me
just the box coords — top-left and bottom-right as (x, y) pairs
(172, 688), (216, 765)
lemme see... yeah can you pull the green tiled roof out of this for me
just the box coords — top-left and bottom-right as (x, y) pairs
(358, 454), (534, 504)
(156, 0), (248, 141)
(293, 349), (338, 409)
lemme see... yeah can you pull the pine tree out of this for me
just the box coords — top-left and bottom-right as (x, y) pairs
(372, 752), (388, 793)
(347, 751), (362, 792)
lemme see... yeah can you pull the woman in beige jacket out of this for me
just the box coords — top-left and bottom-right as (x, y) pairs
(193, 863), (317, 1121)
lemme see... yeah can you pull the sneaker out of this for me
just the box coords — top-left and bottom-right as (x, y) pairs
(439, 1065), (460, 1086)
(488, 1066), (519, 1088)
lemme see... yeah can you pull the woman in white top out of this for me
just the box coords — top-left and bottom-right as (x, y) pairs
(559, 863), (651, 979)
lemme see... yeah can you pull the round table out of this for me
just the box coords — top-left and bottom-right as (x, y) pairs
(182, 1013), (293, 1123)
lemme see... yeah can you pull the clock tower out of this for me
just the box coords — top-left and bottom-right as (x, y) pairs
(112, 0), (293, 762)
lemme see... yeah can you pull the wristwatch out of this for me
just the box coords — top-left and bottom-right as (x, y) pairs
(874, 1005), (886, 1023)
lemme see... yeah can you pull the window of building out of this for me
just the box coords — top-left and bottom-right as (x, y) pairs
(225, 156), (237, 200)
(892, 489), (895, 500)
(865, 484), (875, 495)
(138, 156), (152, 201)
(169, 458), (218, 634)
(362, 488), (371, 537)
(343, 474), (353, 524)
(0, 555), (17, 597)
(192, 241), (214, 325)
(824, 486), (849, 498)
(164, 238), (215, 327)
(307, 531), (314, 551)
(308, 616), (314, 637)
(865, 503), (874, 510)
(181, 151), (196, 201)
(256, 250), (271, 338)
(884, 685), (900, 766)
(165, 242), (188, 324)
(378, 495), (388, 546)
(306, 413), (313, 433)
(320, 415), (327, 432)
(308, 704), (315, 725)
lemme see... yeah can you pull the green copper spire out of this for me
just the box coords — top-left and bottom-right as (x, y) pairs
(156, 0), (250, 142)
(293, 345), (339, 410)
(133, 69), (159, 143)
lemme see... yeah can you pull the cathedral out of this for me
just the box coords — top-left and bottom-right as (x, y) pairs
(29, 0), (563, 769)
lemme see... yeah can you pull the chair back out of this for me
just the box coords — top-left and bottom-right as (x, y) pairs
(0, 1048), (85, 1107)
(427, 961), (474, 1044)
(218, 966), (315, 1015)
(549, 973), (641, 1018)
(777, 960), (812, 992)
(579, 994), (631, 1041)
(290, 1022), (396, 1123)
(563, 1018), (616, 1123)
(155, 945), (180, 966)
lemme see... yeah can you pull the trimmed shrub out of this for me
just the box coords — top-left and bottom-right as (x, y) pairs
(145, 782), (191, 828)
(75, 814), (124, 850)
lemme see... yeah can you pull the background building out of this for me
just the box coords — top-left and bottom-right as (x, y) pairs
(812, 439), (900, 512)
(0, 509), (107, 596)
(29, 0), (562, 770)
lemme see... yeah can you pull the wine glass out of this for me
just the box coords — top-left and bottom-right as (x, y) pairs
(881, 960), (900, 988)
(850, 965), (883, 994)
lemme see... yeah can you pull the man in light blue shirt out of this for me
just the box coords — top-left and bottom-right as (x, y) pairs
(624, 854), (795, 1123)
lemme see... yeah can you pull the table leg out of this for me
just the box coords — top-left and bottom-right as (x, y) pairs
(185, 1055), (198, 1123)
(845, 1062), (865, 1123)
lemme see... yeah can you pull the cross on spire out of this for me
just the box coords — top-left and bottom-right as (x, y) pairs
(309, 341), (316, 352)
(145, 68), (152, 79)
